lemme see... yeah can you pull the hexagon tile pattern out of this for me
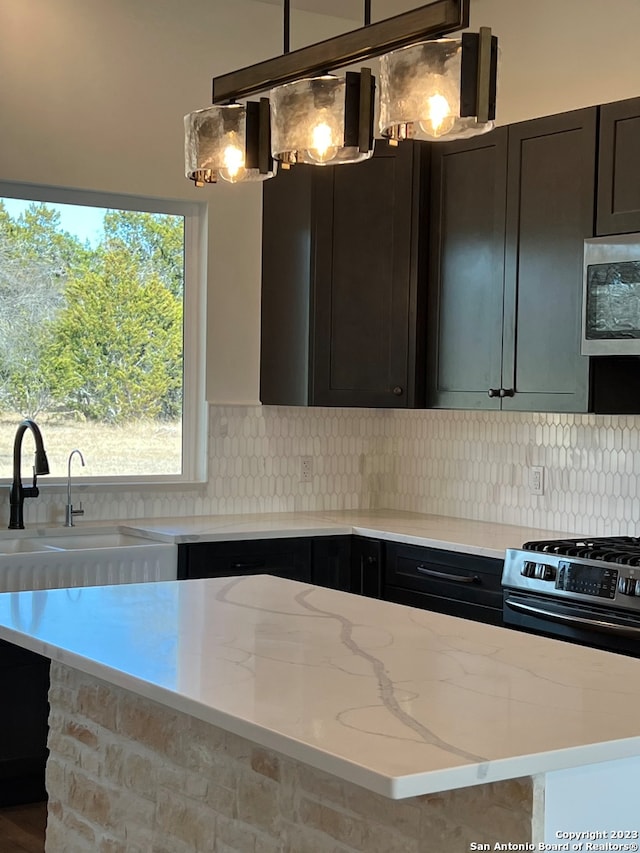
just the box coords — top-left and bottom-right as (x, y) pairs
(379, 409), (640, 536)
(18, 405), (640, 536)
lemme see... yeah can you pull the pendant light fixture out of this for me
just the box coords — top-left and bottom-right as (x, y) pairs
(267, 2), (375, 168)
(270, 69), (375, 167)
(185, 1), (499, 186)
(379, 27), (498, 143)
(184, 99), (274, 186)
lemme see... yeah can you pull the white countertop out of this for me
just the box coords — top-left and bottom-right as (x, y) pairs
(1, 574), (639, 799)
(123, 509), (569, 559)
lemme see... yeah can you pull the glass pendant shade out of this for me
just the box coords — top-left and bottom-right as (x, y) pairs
(184, 103), (275, 186)
(379, 39), (495, 143)
(270, 75), (373, 167)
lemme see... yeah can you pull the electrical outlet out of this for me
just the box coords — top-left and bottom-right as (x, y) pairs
(300, 456), (313, 483)
(529, 466), (545, 496)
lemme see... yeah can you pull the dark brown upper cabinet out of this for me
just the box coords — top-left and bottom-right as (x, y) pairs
(260, 141), (429, 408)
(428, 107), (596, 413)
(427, 129), (508, 411)
(597, 96), (640, 235)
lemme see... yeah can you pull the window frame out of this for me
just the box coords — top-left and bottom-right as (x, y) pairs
(0, 180), (208, 488)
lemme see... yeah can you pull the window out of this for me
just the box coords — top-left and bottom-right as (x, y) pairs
(0, 183), (207, 485)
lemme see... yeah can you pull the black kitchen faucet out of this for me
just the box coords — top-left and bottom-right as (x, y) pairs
(8, 419), (50, 530)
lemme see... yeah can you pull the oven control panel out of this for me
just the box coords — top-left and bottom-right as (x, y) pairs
(504, 549), (640, 612)
(556, 560), (618, 599)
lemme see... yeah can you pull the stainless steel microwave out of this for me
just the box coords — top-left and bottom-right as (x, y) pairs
(582, 233), (640, 355)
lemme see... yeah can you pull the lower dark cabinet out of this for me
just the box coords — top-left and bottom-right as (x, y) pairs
(178, 536), (353, 592)
(384, 542), (503, 626)
(311, 537), (351, 592)
(177, 538), (312, 583)
(178, 535), (504, 626)
(0, 640), (49, 806)
(350, 537), (383, 599)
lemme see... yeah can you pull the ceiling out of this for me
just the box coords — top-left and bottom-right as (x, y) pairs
(253, 0), (423, 23)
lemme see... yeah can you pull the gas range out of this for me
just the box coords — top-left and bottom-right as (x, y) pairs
(502, 536), (640, 656)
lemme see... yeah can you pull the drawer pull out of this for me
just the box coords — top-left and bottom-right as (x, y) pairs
(416, 566), (481, 584)
(231, 560), (267, 570)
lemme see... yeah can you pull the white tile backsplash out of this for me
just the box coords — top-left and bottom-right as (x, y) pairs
(379, 409), (640, 535)
(19, 405), (640, 536)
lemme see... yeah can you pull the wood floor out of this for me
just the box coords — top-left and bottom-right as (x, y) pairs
(0, 802), (46, 853)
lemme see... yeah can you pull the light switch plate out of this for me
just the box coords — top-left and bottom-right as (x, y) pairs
(529, 466), (544, 496)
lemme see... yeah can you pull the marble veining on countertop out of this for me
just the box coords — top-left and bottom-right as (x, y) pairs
(121, 508), (570, 558)
(0, 574), (638, 799)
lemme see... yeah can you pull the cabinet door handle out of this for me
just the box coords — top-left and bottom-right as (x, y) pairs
(487, 388), (500, 398)
(499, 388), (515, 398)
(366, 555), (377, 565)
(392, 386), (404, 396)
(231, 560), (266, 570)
(416, 565), (481, 584)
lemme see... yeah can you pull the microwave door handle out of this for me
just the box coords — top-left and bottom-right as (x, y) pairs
(504, 596), (640, 638)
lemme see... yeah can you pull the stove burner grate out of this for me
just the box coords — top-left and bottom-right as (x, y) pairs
(522, 536), (640, 565)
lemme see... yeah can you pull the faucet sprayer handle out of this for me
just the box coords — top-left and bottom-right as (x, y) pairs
(22, 467), (40, 499)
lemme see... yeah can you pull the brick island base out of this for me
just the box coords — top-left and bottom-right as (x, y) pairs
(45, 662), (542, 853)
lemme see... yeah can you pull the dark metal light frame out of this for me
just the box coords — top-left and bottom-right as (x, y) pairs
(344, 68), (375, 155)
(460, 26), (498, 123)
(245, 98), (274, 175)
(211, 0), (471, 104)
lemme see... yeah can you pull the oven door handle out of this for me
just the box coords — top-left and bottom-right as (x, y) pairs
(504, 596), (640, 637)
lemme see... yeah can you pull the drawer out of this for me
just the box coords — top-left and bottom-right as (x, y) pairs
(385, 585), (503, 626)
(385, 542), (503, 611)
(178, 537), (312, 582)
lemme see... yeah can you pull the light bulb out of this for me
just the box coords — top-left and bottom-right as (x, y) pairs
(218, 143), (247, 183)
(418, 93), (456, 139)
(305, 122), (339, 164)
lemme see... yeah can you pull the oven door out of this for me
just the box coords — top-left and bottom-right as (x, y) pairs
(503, 590), (640, 657)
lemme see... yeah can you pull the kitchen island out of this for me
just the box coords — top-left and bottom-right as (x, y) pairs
(0, 575), (639, 851)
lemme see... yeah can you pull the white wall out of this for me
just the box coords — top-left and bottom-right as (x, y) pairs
(470, 0), (640, 126)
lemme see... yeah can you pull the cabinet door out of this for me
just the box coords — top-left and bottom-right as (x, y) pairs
(350, 537), (383, 598)
(312, 142), (427, 408)
(177, 538), (312, 583)
(0, 640), (49, 806)
(597, 97), (640, 236)
(311, 536), (351, 591)
(427, 129), (507, 409)
(502, 108), (595, 413)
(260, 165), (314, 406)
